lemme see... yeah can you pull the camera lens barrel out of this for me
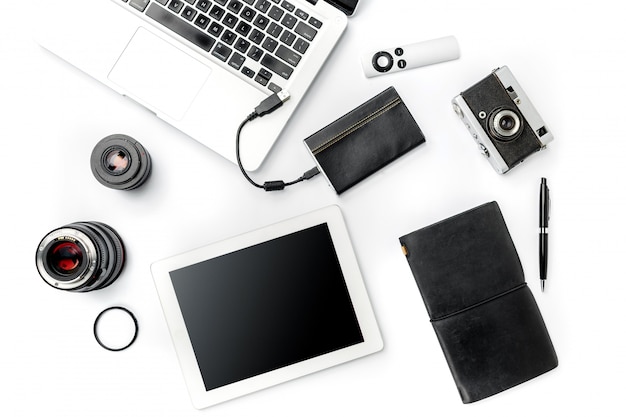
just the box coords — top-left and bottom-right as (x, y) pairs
(91, 134), (151, 190)
(489, 108), (523, 141)
(36, 222), (125, 292)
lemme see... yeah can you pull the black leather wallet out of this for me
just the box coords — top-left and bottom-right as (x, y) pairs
(304, 87), (425, 194)
(399, 202), (558, 403)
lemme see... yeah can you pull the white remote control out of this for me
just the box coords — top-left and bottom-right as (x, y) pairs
(361, 36), (460, 78)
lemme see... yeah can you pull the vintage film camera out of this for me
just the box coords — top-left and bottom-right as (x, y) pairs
(452, 66), (554, 174)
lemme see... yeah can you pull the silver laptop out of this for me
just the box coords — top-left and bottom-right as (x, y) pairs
(34, 0), (359, 171)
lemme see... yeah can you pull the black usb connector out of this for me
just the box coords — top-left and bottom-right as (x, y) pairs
(236, 91), (320, 191)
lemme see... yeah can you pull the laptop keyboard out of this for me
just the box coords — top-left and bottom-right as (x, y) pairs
(119, 0), (324, 94)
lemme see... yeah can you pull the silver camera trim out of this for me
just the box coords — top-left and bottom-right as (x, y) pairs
(452, 66), (554, 174)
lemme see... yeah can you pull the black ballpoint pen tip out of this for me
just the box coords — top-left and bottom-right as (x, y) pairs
(541, 280), (545, 292)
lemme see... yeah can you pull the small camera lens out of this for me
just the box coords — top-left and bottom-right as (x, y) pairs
(36, 221), (125, 292)
(91, 134), (151, 190)
(488, 108), (523, 141)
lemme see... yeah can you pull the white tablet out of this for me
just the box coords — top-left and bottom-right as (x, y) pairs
(151, 205), (383, 409)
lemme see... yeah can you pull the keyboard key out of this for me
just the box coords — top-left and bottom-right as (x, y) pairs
(209, 5), (225, 19)
(227, 0), (244, 13)
(268, 82), (282, 93)
(235, 21), (252, 36)
(223, 13), (238, 28)
(281, 1), (295, 12)
(275, 44), (300, 66)
(208, 22), (224, 37)
(235, 38), (250, 53)
(184, 0), (197, 4)
(261, 54), (293, 79)
(261, 37), (278, 52)
(146, 4), (216, 52)
(294, 8), (308, 20)
(255, 73), (269, 86)
(155, 0), (169, 5)
(293, 38), (309, 54)
(194, 13), (210, 29)
(215, 0), (228, 5)
(242, 0), (255, 4)
(212, 43), (232, 61)
(168, 0), (185, 13)
(281, 14), (296, 29)
(294, 21), (317, 41)
(258, 68), (272, 80)
(197, 0), (211, 12)
(221, 30), (237, 44)
(129, 0), (150, 12)
(266, 22), (282, 38)
(249, 29), (264, 44)
(241, 66), (255, 78)
(268, 6), (284, 21)
(308, 16), (322, 29)
(247, 46), (263, 61)
(241, 6), (256, 21)
(254, 0), (272, 13)
(228, 52), (246, 69)
(279, 30), (295, 46)
(253, 15), (269, 30)
(181, 6), (197, 21)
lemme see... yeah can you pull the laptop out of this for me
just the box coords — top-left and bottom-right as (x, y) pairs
(34, 0), (360, 171)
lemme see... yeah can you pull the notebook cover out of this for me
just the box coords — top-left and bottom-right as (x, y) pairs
(399, 202), (558, 403)
(304, 87), (425, 194)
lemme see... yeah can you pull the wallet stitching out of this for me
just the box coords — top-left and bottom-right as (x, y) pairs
(430, 283), (528, 322)
(311, 97), (402, 155)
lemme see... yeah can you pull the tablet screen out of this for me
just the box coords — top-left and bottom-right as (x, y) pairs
(169, 223), (364, 392)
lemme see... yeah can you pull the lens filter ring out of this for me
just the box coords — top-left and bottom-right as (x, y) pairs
(93, 306), (138, 352)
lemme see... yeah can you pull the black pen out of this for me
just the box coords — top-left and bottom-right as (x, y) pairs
(539, 178), (550, 292)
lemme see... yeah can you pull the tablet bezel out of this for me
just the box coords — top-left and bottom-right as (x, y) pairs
(151, 205), (383, 409)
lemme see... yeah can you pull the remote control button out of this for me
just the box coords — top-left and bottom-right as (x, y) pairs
(395, 48), (404, 56)
(372, 51), (393, 72)
(398, 59), (407, 69)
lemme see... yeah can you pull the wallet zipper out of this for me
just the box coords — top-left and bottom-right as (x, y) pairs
(311, 97), (402, 155)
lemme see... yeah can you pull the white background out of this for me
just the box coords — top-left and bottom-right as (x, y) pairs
(1, 1), (624, 415)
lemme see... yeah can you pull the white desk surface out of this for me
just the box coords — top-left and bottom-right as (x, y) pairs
(2, 1), (624, 415)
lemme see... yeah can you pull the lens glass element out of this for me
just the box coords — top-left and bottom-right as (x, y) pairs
(104, 148), (130, 175)
(48, 241), (83, 275)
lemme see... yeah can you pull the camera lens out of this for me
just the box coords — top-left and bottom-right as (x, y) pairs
(48, 241), (83, 277)
(488, 108), (523, 141)
(91, 134), (151, 190)
(36, 221), (125, 292)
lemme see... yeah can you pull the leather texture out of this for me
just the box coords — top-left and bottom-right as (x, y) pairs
(399, 202), (558, 403)
(304, 87), (425, 194)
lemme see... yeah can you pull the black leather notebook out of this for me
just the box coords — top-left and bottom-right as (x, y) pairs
(304, 87), (425, 194)
(399, 202), (558, 403)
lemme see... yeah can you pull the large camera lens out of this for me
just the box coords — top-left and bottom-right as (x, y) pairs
(91, 134), (151, 190)
(36, 222), (125, 292)
(488, 108), (523, 141)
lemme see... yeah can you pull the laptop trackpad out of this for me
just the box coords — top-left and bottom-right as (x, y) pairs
(109, 27), (211, 121)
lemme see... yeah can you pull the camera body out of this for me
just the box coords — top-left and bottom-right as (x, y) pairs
(452, 66), (553, 174)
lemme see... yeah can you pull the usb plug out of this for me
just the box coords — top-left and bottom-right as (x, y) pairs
(254, 91), (290, 117)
